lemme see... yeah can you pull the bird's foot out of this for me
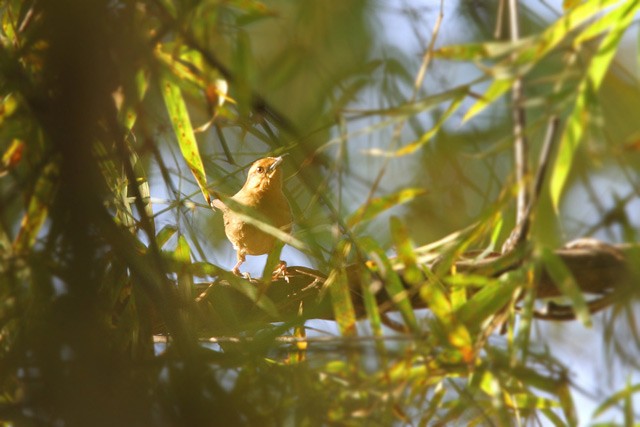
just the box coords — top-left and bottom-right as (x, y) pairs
(232, 266), (252, 280)
(272, 261), (289, 283)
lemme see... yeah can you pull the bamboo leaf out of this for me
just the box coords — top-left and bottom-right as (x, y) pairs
(156, 225), (178, 248)
(463, 78), (513, 123)
(175, 235), (192, 302)
(455, 271), (520, 329)
(360, 237), (419, 333)
(435, 39), (528, 61)
(358, 265), (383, 338)
(0, 138), (24, 175)
(422, 267), (473, 357)
(13, 161), (59, 252)
(391, 93), (465, 157)
(550, 1), (637, 208)
(121, 70), (149, 130)
(517, 0), (625, 66)
(592, 382), (640, 418)
(389, 216), (422, 285)
(325, 243), (357, 336)
(161, 74), (211, 205)
(347, 188), (426, 228)
(540, 247), (592, 327)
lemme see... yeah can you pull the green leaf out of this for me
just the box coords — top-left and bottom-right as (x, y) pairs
(592, 382), (640, 418)
(539, 247), (592, 327)
(358, 265), (383, 338)
(156, 225), (177, 248)
(517, 0), (625, 66)
(13, 161), (59, 252)
(389, 216), (422, 285)
(392, 93), (465, 157)
(160, 74), (211, 206)
(455, 270), (520, 329)
(550, 0), (637, 208)
(541, 408), (566, 427)
(463, 78), (513, 123)
(435, 39), (528, 61)
(121, 70), (149, 130)
(422, 267), (473, 356)
(175, 235), (192, 301)
(325, 244), (357, 336)
(346, 188), (426, 228)
(360, 237), (419, 332)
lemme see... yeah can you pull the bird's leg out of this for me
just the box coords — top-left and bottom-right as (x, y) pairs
(232, 251), (246, 276)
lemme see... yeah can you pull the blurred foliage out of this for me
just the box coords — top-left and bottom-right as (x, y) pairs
(0, 0), (639, 425)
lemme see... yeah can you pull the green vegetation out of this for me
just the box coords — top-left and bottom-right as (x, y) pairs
(0, 0), (639, 425)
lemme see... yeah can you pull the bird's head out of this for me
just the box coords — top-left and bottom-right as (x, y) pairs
(242, 156), (285, 194)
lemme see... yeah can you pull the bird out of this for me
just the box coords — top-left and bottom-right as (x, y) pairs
(211, 156), (292, 277)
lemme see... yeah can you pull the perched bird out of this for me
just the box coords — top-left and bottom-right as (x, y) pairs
(212, 156), (292, 276)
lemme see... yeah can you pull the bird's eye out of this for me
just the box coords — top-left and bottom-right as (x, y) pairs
(256, 166), (264, 174)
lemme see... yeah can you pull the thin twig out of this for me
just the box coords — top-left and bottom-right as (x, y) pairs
(360, 0), (444, 211)
(508, 0), (530, 229)
(494, 0), (506, 39)
(502, 116), (559, 253)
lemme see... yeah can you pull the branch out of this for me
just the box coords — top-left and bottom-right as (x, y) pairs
(182, 239), (639, 335)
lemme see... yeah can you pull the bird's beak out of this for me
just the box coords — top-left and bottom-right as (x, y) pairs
(268, 156), (284, 172)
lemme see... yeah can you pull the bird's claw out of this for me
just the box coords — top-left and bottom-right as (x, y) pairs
(272, 261), (289, 283)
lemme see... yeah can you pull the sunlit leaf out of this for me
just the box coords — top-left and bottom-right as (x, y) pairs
(463, 78), (513, 123)
(156, 225), (178, 248)
(325, 246), (357, 336)
(517, 0), (625, 66)
(360, 237), (419, 332)
(121, 70), (149, 130)
(13, 161), (59, 252)
(455, 270), (520, 329)
(347, 188), (426, 228)
(422, 267), (473, 357)
(435, 38), (528, 61)
(175, 235), (192, 301)
(0, 138), (24, 176)
(506, 393), (560, 410)
(390, 93), (465, 157)
(550, 0), (637, 208)
(357, 264), (383, 338)
(0, 94), (18, 125)
(389, 216), (422, 285)
(160, 74), (211, 205)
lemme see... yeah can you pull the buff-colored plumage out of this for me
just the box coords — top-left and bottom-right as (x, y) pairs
(212, 156), (292, 276)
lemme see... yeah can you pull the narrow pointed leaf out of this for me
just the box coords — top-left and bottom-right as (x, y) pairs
(540, 247), (591, 327)
(360, 237), (419, 332)
(463, 78), (513, 123)
(325, 262), (357, 336)
(175, 235), (192, 301)
(347, 188), (426, 228)
(156, 225), (178, 248)
(456, 272), (520, 328)
(161, 75), (211, 205)
(550, 1), (636, 208)
(13, 161), (59, 252)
